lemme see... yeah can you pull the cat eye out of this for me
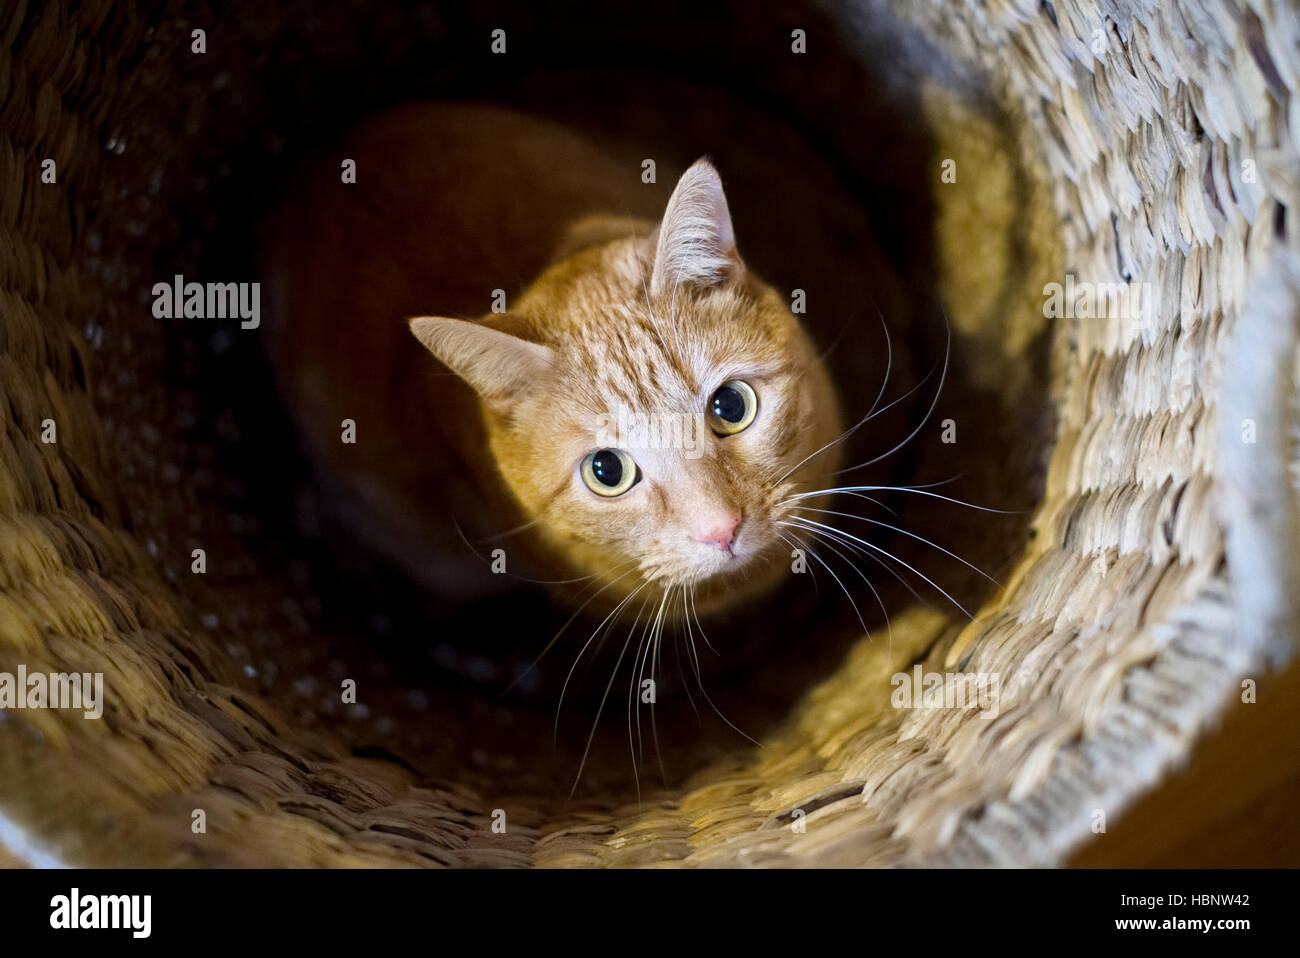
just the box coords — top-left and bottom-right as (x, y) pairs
(707, 380), (758, 435)
(580, 448), (640, 497)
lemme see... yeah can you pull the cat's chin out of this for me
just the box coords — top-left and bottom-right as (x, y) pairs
(681, 547), (791, 618)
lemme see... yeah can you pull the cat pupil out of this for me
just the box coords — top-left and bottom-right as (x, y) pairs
(591, 449), (623, 487)
(712, 386), (746, 423)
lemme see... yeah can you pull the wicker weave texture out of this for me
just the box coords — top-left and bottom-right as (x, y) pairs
(0, 0), (1296, 867)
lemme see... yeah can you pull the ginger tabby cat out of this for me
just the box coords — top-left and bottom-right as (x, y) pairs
(264, 102), (842, 618)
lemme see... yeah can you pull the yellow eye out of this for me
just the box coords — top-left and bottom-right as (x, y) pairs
(707, 379), (758, 435)
(581, 448), (640, 497)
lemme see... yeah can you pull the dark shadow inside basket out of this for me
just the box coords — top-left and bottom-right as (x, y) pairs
(98, 1), (1051, 805)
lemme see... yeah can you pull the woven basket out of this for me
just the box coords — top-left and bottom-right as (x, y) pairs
(1, 0), (1297, 867)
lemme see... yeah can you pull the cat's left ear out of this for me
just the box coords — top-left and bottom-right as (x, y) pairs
(409, 315), (554, 415)
(649, 159), (744, 298)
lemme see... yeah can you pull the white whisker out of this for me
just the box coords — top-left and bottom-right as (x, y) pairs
(777, 520), (872, 639)
(571, 586), (653, 796)
(784, 484), (1012, 514)
(682, 583), (758, 745)
(672, 587), (701, 721)
(833, 318), (949, 477)
(497, 559), (640, 701)
(792, 505), (999, 586)
(556, 580), (646, 747)
(786, 515), (972, 618)
(776, 311), (896, 484)
(785, 523), (894, 650)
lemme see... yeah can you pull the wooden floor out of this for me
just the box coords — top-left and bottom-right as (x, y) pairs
(1071, 654), (1300, 867)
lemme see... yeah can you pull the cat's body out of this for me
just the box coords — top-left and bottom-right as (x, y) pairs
(264, 102), (842, 616)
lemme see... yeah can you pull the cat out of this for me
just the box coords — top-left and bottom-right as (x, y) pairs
(263, 102), (843, 619)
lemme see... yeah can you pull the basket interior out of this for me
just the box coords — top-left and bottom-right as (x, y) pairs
(10, 0), (1282, 867)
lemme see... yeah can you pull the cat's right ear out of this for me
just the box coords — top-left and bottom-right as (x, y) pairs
(409, 316), (554, 415)
(649, 159), (744, 298)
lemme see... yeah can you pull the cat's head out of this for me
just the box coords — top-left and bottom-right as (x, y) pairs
(411, 159), (843, 614)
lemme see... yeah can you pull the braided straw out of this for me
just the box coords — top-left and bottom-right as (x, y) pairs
(0, 0), (1296, 866)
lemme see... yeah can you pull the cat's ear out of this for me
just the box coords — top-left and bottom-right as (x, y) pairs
(649, 159), (743, 298)
(409, 316), (554, 414)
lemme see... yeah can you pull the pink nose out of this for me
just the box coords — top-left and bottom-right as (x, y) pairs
(697, 513), (742, 553)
